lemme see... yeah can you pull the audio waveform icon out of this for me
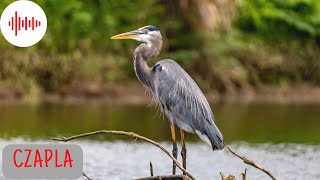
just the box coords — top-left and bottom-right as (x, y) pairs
(7, 11), (41, 36)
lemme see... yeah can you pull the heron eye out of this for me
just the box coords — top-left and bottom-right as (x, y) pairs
(144, 29), (149, 33)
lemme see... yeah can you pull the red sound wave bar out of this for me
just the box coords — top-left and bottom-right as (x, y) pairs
(8, 11), (41, 36)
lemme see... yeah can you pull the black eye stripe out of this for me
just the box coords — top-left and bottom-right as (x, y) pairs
(144, 25), (158, 31)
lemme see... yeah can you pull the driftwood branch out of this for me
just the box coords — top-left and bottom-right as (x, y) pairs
(53, 130), (276, 180)
(226, 145), (276, 180)
(53, 130), (195, 180)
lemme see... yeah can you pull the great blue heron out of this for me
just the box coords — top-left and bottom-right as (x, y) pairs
(111, 25), (224, 175)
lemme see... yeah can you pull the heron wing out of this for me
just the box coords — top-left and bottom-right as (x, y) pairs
(152, 59), (224, 150)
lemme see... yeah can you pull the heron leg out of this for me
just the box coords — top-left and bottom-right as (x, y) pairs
(180, 128), (187, 174)
(170, 124), (178, 175)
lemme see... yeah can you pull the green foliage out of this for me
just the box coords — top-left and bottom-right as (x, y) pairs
(0, 0), (319, 98)
(0, 0), (164, 93)
(38, 0), (163, 53)
(231, 0), (320, 87)
(237, 0), (320, 41)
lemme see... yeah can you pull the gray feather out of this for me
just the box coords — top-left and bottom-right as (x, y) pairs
(152, 60), (224, 150)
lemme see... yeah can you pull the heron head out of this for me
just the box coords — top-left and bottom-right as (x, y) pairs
(111, 25), (162, 44)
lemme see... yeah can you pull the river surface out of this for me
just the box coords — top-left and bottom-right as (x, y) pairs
(0, 103), (320, 179)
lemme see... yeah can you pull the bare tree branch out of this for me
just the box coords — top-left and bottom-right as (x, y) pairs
(226, 145), (276, 180)
(53, 130), (195, 180)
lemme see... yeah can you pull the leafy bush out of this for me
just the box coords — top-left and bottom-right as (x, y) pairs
(237, 0), (320, 42)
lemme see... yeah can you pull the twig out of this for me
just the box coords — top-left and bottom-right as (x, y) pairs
(226, 145), (276, 180)
(150, 161), (154, 176)
(220, 172), (226, 180)
(240, 168), (247, 180)
(82, 172), (92, 180)
(53, 130), (195, 180)
(219, 172), (235, 180)
(135, 175), (187, 180)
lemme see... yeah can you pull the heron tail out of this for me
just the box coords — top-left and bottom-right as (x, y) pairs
(208, 123), (224, 150)
(196, 124), (224, 151)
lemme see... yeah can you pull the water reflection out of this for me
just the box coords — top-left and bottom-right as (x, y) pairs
(0, 103), (319, 144)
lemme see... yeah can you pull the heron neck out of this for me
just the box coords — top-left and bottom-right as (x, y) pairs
(133, 44), (154, 90)
(133, 39), (162, 90)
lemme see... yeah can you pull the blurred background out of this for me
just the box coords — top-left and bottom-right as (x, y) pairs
(1, 0), (320, 179)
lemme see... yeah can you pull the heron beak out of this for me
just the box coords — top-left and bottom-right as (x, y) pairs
(111, 30), (141, 40)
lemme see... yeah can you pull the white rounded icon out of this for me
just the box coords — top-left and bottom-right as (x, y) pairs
(0, 0), (47, 47)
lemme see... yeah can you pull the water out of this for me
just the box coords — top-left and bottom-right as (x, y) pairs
(0, 103), (320, 179)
